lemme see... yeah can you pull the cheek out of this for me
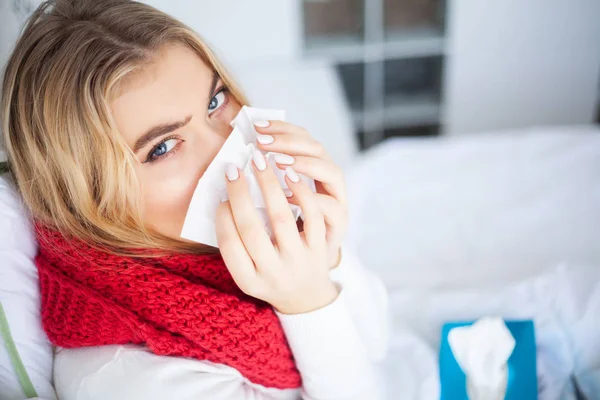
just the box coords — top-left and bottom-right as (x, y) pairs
(139, 155), (199, 237)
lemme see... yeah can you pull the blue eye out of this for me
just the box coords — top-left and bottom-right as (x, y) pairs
(147, 138), (179, 162)
(208, 89), (227, 115)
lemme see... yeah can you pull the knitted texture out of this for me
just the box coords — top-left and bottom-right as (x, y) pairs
(34, 224), (301, 389)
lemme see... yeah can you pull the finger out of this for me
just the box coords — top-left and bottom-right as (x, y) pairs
(288, 193), (345, 234)
(275, 155), (346, 204)
(253, 120), (310, 138)
(285, 167), (325, 249)
(251, 149), (303, 252)
(254, 124), (331, 160)
(215, 202), (259, 291)
(225, 164), (278, 270)
(258, 135), (330, 160)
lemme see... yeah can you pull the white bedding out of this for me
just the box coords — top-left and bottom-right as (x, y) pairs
(345, 125), (600, 399)
(379, 263), (600, 399)
(347, 125), (600, 290)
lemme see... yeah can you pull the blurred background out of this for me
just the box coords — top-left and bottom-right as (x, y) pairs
(1, 0), (600, 161)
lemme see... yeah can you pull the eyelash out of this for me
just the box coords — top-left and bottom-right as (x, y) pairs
(209, 86), (230, 115)
(144, 86), (230, 164)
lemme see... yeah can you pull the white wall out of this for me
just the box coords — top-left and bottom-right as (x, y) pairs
(1, 1), (43, 162)
(0, 4), (18, 70)
(442, 0), (600, 134)
(141, 0), (303, 66)
(0, 1), (38, 84)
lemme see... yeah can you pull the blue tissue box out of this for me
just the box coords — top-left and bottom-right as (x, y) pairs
(439, 320), (537, 400)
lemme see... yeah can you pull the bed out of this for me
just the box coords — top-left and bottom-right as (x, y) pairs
(345, 125), (600, 399)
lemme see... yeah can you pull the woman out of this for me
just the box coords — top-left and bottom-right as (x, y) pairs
(1, 0), (390, 399)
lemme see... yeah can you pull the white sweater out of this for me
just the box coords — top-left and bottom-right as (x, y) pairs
(52, 249), (391, 400)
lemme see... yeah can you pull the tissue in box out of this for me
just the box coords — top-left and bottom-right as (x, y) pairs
(439, 319), (537, 400)
(180, 106), (316, 247)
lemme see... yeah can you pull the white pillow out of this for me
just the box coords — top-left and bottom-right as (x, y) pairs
(0, 175), (56, 400)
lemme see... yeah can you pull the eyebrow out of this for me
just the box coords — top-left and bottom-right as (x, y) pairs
(133, 115), (193, 154)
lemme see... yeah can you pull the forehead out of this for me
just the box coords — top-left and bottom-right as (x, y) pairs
(111, 43), (213, 146)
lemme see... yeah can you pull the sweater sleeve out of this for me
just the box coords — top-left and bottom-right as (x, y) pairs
(328, 247), (391, 362)
(54, 345), (301, 400)
(274, 285), (386, 400)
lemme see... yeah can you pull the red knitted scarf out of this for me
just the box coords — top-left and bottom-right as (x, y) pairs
(34, 224), (301, 389)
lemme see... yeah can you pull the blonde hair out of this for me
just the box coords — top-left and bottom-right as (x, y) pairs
(1, 0), (248, 255)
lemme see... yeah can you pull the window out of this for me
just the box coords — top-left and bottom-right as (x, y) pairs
(303, 0), (446, 149)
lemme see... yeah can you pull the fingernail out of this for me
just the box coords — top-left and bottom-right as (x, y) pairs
(257, 134), (274, 145)
(284, 189), (293, 198)
(285, 167), (300, 183)
(253, 120), (270, 128)
(226, 164), (239, 181)
(252, 149), (267, 171)
(274, 153), (294, 165)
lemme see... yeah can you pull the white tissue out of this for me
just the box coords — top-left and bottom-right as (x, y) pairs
(180, 106), (316, 247)
(448, 317), (516, 400)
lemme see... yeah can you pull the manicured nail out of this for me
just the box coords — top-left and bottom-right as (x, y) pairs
(252, 149), (267, 171)
(226, 164), (239, 181)
(257, 134), (274, 145)
(253, 120), (270, 128)
(284, 189), (293, 198)
(285, 167), (300, 183)
(274, 154), (294, 165)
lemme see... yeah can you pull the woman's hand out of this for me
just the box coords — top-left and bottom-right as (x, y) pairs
(253, 120), (348, 269)
(216, 150), (338, 315)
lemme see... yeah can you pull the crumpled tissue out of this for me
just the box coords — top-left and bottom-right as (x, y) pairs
(448, 317), (516, 400)
(180, 106), (315, 247)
